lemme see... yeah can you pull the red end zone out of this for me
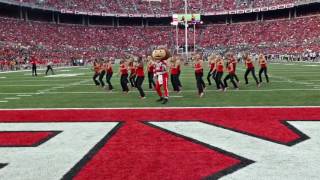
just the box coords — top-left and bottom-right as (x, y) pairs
(0, 107), (319, 179)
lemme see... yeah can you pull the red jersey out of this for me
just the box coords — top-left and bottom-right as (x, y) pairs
(210, 63), (215, 71)
(260, 60), (267, 68)
(231, 58), (237, 71)
(227, 63), (235, 74)
(148, 64), (154, 73)
(136, 66), (144, 77)
(246, 59), (254, 69)
(177, 65), (181, 73)
(171, 65), (179, 75)
(94, 66), (100, 73)
(120, 64), (128, 75)
(30, 57), (37, 65)
(130, 66), (136, 74)
(107, 65), (113, 74)
(217, 63), (224, 72)
(194, 62), (203, 74)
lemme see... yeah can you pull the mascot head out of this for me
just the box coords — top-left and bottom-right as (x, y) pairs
(152, 48), (171, 61)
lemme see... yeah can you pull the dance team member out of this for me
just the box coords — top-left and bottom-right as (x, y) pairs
(170, 56), (181, 93)
(119, 59), (129, 93)
(92, 59), (101, 86)
(258, 53), (269, 83)
(135, 57), (146, 99)
(215, 56), (225, 91)
(243, 52), (260, 87)
(105, 58), (114, 91)
(147, 56), (156, 89)
(194, 54), (205, 97)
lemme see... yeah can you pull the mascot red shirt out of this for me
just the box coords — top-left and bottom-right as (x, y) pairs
(152, 48), (171, 104)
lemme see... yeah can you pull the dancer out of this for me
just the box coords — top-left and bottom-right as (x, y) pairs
(105, 58), (113, 91)
(194, 54), (205, 97)
(92, 59), (100, 86)
(170, 56), (181, 93)
(119, 59), (129, 93)
(215, 56), (225, 91)
(243, 52), (260, 87)
(223, 61), (239, 91)
(135, 57), (146, 99)
(98, 59), (106, 88)
(146, 56), (156, 89)
(128, 59), (136, 88)
(258, 53), (269, 83)
(228, 52), (240, 85)
(207, 54), (216, 86)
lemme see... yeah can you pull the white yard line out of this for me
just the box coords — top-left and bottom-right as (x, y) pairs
(16, 94), (32, 97)
(4, 97), (20, 100)
(0, 66), (80, 74)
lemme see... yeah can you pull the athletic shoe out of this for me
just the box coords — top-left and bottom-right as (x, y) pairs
(162, 98), (168, 104)
(200, 92), (204, 98)
(224, 88), (227, 92)
(140, 96), (146, 100)
(257, 83), (261, 88)
(156, 97), (164, 102)
(235, 88), (239, 90)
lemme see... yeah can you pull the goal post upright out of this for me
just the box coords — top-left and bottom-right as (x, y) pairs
(184, 0), (189, 62)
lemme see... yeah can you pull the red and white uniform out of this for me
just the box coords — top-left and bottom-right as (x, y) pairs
(154, 60), (169, 98)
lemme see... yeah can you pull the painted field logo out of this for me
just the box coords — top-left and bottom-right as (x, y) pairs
(0, 108), (319, 180)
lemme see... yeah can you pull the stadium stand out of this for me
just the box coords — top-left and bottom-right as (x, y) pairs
(1, 14), (319, 69)
(11, 0), (296, 14)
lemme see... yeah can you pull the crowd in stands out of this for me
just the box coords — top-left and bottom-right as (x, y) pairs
(11, 0), (296, 14)
(1, 15), (320, 71)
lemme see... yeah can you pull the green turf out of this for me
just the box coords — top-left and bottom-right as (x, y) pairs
(0, 63), (319, 108)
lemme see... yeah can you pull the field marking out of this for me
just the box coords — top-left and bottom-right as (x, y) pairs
(0, 106), (319, 110)
(0, 101), (8, 103)
(0, 66), (81, 74)
(0, 77), (6, 79)
(0, 88), (320, 95)
(45, 73), (85, 78)
(4, 97), (20, 100)
(16, 94), (32, 97)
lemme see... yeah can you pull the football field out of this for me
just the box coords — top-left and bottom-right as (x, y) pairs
(0, 62), (319, 108)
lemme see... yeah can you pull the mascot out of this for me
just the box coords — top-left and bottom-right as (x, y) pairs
(152, 48), (171, 104)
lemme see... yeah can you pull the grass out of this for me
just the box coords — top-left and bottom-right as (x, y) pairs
(0, 62), (319, 108)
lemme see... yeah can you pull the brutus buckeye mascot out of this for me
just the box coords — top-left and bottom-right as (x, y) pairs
(152, 48), (171, 104)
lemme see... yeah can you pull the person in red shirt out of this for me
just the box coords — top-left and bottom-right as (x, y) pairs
(98, 59), (106, 88)
(207, 54), (216, 86)
(228, 53), (240, 85)
(258, 53), (269, 83)
(215, 56), (225, 91)
(223, 61), (239, 91)
(105, 58), (114, 91)
(243, 52), (260, 87)
(128, 59), (136, 88)
(119, 59), (129, 93)
(176, 56), (182, 88)
(170, 56), (181, 93)
(135, 57), (146, 99)
(92, 59), (100, 86)
(194, 54), (205, 97)
(146, 56), (155, 89)
(30, 55), (38, 76)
